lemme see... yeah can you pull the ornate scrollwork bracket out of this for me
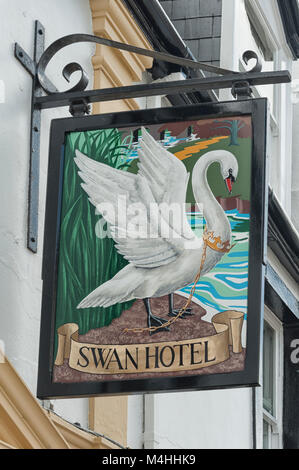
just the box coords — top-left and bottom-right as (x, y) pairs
(14, 20), (291, 252)
(17, 27), (265, 105)
(232, 51), (263, 99)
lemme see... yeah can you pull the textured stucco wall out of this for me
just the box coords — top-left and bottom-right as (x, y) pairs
(0, 0), (94, 428)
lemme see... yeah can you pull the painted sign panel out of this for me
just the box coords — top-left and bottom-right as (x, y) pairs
(38, 99), (267, 398)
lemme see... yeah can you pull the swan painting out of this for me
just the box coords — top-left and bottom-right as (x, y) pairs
(74, 127), (238, 334)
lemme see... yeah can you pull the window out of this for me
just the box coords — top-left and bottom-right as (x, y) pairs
(263, 322), (275, 415)
(262, 309), (283, 449)
(245, 0), (273, 62)
(242, 0), (277, 114)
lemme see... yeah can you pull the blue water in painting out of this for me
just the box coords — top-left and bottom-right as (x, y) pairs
(180, 209), (249, 325)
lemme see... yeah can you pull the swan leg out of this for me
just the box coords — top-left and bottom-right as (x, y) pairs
(168, 293), (193, 318)
(143, 298), (170, 335)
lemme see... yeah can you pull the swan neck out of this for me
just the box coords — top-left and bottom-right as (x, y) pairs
(192, 153), (229, 236)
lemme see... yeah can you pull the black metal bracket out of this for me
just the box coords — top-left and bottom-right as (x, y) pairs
(14, 20), (292, 252)
(69, 100), (91, 117)
(231, 81), (253, 100)
(15, 21), (49, 252)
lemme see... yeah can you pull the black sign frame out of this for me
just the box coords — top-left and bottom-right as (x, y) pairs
(37, 98), (267, 399)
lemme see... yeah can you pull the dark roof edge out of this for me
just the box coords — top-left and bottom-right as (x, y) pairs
(268, 188), (299, 283)
(277, 0), (299, 59)
(121, 0), (217, 104)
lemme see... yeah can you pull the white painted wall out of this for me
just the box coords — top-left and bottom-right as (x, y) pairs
(0, 0), (94, 428)
(143, 389), (253, 449)
(127, 395), (144, 449)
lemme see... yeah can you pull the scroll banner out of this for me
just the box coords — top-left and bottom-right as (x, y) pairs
(55, 311), (244, 374)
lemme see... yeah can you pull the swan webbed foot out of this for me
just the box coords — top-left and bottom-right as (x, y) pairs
(168, 308), (193, 319)
(168, 293), (193, 319)
(143, 298), (170, 335)
(148, 315), (170, 335)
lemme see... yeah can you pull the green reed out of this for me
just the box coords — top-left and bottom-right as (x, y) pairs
(54, 128), (134, 354)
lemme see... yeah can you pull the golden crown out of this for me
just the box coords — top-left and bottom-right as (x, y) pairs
(203, 229), (234, 253)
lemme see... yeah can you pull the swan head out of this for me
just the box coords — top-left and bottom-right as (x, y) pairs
(218, 151), (238, 194)
(192, 150), (238, 195)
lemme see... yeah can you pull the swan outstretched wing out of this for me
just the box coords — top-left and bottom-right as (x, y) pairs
(74, 128), (198, 269)
(138, 128), (186, 205)
(137, 128), (194, 239)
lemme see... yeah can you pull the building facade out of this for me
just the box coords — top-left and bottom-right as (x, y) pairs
(0, 0), (298, 449)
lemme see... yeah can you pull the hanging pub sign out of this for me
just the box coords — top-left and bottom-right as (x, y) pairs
(37, 98), (267, 398)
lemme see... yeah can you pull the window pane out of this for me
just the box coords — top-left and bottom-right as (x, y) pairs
(263, 322), (275, 415)
(263, 420), (270, 449)
(244, 0), (274, 61)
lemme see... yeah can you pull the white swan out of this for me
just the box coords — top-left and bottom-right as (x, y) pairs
(74, 128), (238, 330)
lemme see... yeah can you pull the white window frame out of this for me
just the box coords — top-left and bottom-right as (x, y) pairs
(240, 0), (279, 116)
(262, 306), (284, 449)
(236, 0), (293, 212)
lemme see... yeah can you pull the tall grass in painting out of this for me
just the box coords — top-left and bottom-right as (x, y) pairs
(55, 129), (134, 355)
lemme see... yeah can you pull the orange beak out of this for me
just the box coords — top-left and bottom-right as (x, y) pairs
(225, 175), (234, 193)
